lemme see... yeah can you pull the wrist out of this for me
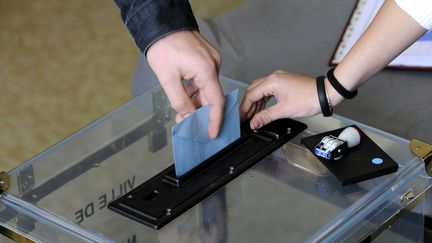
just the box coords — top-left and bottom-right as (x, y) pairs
(146, 29), (199, 57)
(333, 65), (363, 91)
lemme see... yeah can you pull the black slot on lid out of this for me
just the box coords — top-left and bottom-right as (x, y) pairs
(109, 119), (307, 229)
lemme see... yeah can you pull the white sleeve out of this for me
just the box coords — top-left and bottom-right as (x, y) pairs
(395, 0), (432, 29)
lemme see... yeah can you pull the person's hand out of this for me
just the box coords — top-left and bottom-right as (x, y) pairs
(146, 30), (224, 139)
(240, 70), (342, 129)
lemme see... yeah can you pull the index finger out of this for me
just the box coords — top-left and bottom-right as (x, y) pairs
(200, 74), (225, 139)
(240, 80), (271, 119)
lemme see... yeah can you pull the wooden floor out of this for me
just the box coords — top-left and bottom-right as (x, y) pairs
(0, 0), (244, 172)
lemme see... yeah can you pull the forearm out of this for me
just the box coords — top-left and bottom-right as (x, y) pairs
(328, 0), (427, 104)
(114, 0), (199, 54)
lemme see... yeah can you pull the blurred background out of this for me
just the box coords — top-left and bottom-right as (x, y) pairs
(0, 0), (245, 171)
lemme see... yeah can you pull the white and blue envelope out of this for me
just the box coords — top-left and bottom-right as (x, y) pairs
(172, 90), (240, 177)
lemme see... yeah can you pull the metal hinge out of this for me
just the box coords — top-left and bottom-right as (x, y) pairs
(0, 171), (36, 243)
(17, 166), (34, 196)
(410, 139), (432, 177)
(0, 171), (10, 195)
(0, 225), (35, 243)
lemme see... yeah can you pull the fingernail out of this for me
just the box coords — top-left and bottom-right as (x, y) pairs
(209, 129), (218, 140)
(256, 122), (262, 129)
(251, 120), (262, 130)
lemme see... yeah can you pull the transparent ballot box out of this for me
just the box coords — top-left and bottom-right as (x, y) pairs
(0, 77), (430, 242)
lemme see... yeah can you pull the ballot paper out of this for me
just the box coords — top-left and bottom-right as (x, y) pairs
(172, 89), (240, 177)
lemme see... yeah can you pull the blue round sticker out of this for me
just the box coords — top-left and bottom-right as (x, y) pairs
(372, 158), (383, 165)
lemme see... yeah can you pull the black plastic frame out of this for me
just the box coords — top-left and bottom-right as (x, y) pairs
(108, 119), (307, 230)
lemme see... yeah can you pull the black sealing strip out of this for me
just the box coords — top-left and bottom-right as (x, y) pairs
(327, 68), (358, 99)
(108, 119), (307, 230)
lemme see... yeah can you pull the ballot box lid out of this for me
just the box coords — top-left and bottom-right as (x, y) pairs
(0, 76), (430, 243)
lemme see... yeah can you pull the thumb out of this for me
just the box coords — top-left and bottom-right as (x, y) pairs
(250, 104), (285, 129)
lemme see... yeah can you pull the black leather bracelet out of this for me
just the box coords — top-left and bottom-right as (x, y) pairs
(316, 76), (333, 117)
(327, 68), (357, 99)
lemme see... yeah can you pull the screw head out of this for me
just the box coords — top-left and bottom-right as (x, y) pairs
(229, 166), (235, 174)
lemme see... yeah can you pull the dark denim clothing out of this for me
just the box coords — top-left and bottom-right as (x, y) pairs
(114, 0), (199, 55)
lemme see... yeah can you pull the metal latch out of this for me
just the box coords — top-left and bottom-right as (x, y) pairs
(410, 139), (432, 176)
(0, 171), (10, 195)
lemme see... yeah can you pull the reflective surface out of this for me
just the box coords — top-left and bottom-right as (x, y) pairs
(0, 77), (430, 242)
